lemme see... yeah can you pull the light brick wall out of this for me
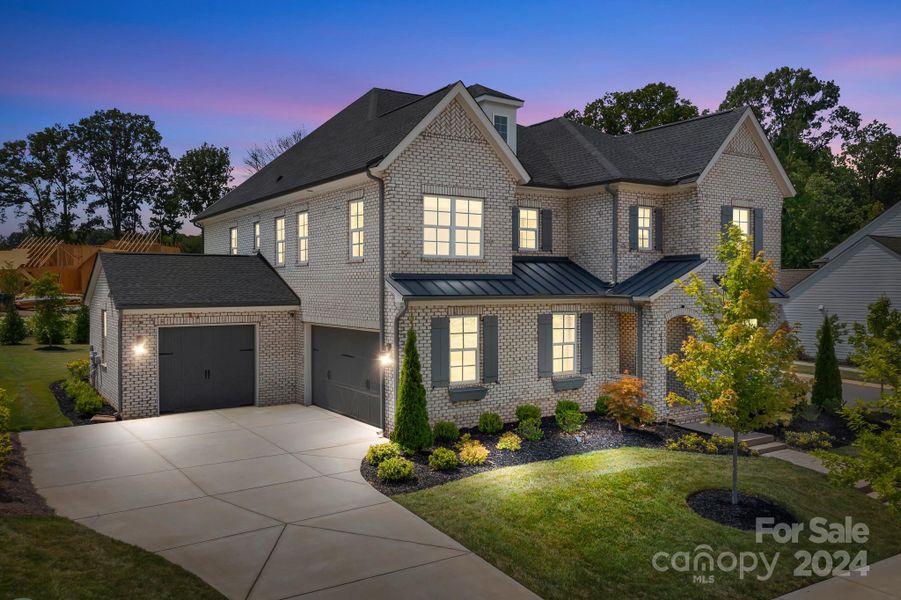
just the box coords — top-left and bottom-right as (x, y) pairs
(566, 189), (615, 282)
(88, 270), (119, 409)
(118, 308), (302, 419)
(513, 191), (570, 257)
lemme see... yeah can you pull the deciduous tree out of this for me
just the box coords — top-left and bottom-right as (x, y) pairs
(244, 128), (304, 173)
(174, 143), (232, 219)
(31, 272), (67, 347)
(565, 82), (699, 134)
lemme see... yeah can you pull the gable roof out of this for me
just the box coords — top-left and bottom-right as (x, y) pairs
(607, 255), (706, 300)
(467, 84), (523, 103)
(814, 202), (901, 265)
(871, 235), (901, 257)
(87, 253), (300, 309)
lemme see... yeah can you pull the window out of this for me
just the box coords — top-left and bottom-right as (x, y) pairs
(493, 114), (508, 142)
(229, 227), (238, 255)
(297, 212), (309, 263)
(101, 309), (107, 359)
(253, 222), (260, 250)
(519, 208), (539, 250)
(449, 316), (479, 384)
(637, 206), (652, 250)
(101, 310), (107, 337)
(274, 217), (285, 266)
(349, 200), (364, 258)
(423, 195), (483, 257)
(732, 207), (752, 240)
(552, 313), (576, 374)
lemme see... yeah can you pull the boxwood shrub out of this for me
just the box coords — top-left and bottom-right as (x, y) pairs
(516, 417), (543, 441)
(428, 447), (459, 471)
(432, 420), (460, 444)
(366, 442), (400, 466)
(515, 403), (541, 422)
(478, 412), (503, 435)
(377, 456), (414, 481)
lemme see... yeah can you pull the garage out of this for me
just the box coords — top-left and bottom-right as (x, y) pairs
(311, 326), (381, 426)
(159, 325), (256, 413)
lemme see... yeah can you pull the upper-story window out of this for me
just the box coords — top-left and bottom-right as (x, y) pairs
(552, 313), (576, 374)
(297, 211), (309, 264)
(732, 207), (752, 240)
(519, 208), (539, 250)
(229, 227), (238, 255)
(449, 316), (479, 384)
(637, 206), (652, 250)
(423, 195), (483, 258)
(493, 115), (509, 142)
(274, 217), (285, 266)
(101, 309), (107, 358)
(253, 222), (260, 251)
(349, 200), (364, 259)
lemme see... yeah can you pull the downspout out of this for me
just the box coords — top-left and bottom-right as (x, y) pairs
(366, 161), (387, 431)
(605, 184), (619, 284)
(393, 298), (409, 424)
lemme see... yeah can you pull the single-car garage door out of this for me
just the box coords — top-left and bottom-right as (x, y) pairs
(159, 325), (255, 413)
(311, 326), (380, 426)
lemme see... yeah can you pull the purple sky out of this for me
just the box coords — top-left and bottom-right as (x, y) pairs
(1, 0), (900, 235)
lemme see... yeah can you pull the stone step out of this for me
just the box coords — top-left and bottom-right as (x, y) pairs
(742, 433), (774, 447)
(753, 441), (789, 454)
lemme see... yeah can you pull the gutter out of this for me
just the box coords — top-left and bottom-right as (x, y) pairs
(366, 159), (387, 431)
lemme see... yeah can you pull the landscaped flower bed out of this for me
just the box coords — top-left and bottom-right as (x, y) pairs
(48, 359), (118, 426)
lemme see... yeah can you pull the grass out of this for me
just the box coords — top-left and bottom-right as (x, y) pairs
(0, 338), (87, 431)
(395, 448), (901, 600)
(793, 362), (867, 383)
(0, 516), (224, 599)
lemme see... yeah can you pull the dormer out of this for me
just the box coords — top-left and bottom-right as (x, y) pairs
(468, 84), (524, 154)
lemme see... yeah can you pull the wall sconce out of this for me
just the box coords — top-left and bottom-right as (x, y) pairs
(379, 345), (394, 367)
(133, 335), (148, 356)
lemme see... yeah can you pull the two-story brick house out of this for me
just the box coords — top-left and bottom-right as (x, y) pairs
(86, 81), (794, 428)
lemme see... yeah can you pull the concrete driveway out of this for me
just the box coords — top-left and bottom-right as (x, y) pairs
(21, 404), (537, 600)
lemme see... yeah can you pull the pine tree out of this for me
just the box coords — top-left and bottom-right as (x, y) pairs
(393, 326), (432, 453)
(71, 304), (90, 344)
(0, 302), (28, 345)
(811, 314), (843, 413)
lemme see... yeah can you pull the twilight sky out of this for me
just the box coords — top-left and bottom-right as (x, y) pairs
(1, 0), (900, 235)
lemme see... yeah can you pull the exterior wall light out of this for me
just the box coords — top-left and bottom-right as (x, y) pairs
(379, 345), (394, 367)
(133, 335), (148, 356)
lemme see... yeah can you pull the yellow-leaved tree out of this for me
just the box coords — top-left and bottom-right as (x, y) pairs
(663, 226), (806, 505)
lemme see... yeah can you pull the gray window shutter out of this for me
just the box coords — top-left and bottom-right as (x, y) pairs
(628, 205), (638, 250)
(512, 206), (520, 250)
(753, 208), (764, 256)
(540, 208), (553, 251)
(653, 207), (663, 251)
(721, 205), (733, 233)
(482, 315), (498, 383)
(579, 312), (593, 374)
(431, 317), (449, 388)
(538, 314), (552, 378)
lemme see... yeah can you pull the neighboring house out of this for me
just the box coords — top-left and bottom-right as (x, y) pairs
(783, 202), (901, 361)
(86, 81), (795, 428)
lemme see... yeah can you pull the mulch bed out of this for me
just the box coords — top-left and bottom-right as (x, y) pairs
(761, 410), (855, 447)
(362, 413), (666, 495)
(0, 434), (54, 517)
(50, 379), (118, 426)
(686, 489), (797, 530)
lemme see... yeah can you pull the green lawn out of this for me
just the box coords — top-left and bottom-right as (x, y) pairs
(396, 448), (901, 600)
(0, 516), (224, 600)
(0, 338), (87, 431)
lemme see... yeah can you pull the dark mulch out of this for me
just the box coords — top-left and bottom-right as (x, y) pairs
(34, 346), (70, 352)
(49, 379), (118, 426)
(686, 489), (798, 530)
(761, 409), (855, 446)
(362, 414), (666, 495)
(0, 434), (54, 516)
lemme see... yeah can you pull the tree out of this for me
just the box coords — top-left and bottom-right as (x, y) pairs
(664, 226), (805, 504)
(811, 313), (844, 414)
(243, 128), (304, 173)
(71, 303), (90, 344)
(848, 296), (901, 395)
(72, 109), (172, 238)
(565, 82), (699, 135)
(0, 263), (25, 298)
(393, 326), (432, 453)
(0, 139), (57, 235)
(148, 185), (182, 243)
(174, 143), (232, 219)
(31, 272), (67, 347)
(29, 125), (85, 241)
(837, 116), (901, 212)
(0, 303), (28, 345)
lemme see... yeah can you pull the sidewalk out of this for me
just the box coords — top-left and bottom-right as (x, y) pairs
(774, 554), (901, 599)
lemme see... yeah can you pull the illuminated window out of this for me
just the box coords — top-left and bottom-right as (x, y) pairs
(519, 208), (539, 250)
(101, 310), (107, 337)
(552, 313), (576, 374)
(493, 115), (508, 141)
(349, 200), (364, 258)
(253, 222), (260, 250)
(229, 227), (238, 255)
(637, 206), (652, 250)
(449, 316), (479, 384)
(101, 309), (107, 359)
(297, 212), (309, 263)
(732, 207), (752, 240)
(422, 196), (482, 257)
(274, 217), (285, 266)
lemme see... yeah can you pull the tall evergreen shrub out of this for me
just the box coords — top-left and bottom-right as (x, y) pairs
(393, 327), (432, 452)
(812, 314), (843, 414)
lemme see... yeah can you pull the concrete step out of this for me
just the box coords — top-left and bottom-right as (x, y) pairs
(742, 433), (774, 447)
(753, 441), (789, 454)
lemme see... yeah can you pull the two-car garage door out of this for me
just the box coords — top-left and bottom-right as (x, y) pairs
(311, 326), (380, 427)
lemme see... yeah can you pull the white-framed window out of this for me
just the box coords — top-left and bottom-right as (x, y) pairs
(101, 309), (107, 337)
(101, 309), (107, 358)
(732, 207), (752, 240)
(423, 195), (483, 258)
(297, 211), (309, 264)
(637, 206), (652, 250)
(274, 216), (285, 266)
(519, 207), (539, 250)
(493, 114), (508, 142)
(552, 313), (576, 374)
(253, 222), (260, 250)
(449, 315), (479, 384)
(229, 227), (238, 255)
(349, 200), (364, 259)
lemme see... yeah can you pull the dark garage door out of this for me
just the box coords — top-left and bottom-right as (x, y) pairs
(312, 326), (380, 426)
(159, 325), (255, 413)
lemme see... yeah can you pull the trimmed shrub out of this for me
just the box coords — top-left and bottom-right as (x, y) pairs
(432, 420), (460, 444)
(666, 433), (756, 456)
(812, 314), (843, 414)
(428, 447), (458, 471)
(66, 359), (90, 381)
(31, 273), (67, 346)
(599, 375), (655, 431)
(556, 409), (587, 433)
(0, 303), (27, 345)
(63, 377), (103, 416)
(478, 412), (503, 435)
(71, 304), (90, 344)
(555, 400), (580, 414)
(785, 430), (834, 450)
(0, 388), (12, 475)
(456, 433), (490, 465)
(366, 442), (401, 466)
(595, 395), (611, 416)
(377, 456), (414, 481)
(515, 403), (541, 422)
(516, 417), (544, 441)
(497, 431), (522, 451)
(393, 327), (432, 452)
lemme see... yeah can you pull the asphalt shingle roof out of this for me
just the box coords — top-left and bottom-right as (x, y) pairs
(608, 255), (706, 299)
(466, 84), (523, 103)
(97, 253), (300, 309)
